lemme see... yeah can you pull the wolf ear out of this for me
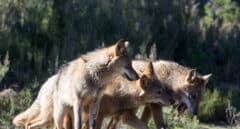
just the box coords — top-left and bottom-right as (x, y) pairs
(186, 69), (197, 83)
(143, 61), (154, 76)
(201, 74), (212, 85)
(113, 39), (129, 57)
(140, 74), (149, 89)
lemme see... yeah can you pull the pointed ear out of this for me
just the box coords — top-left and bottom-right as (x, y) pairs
(201, 74), (212, 85)
(186, 69), (197, 83)
(113, 39), (128, 57)
(143, 61), (154, 76)
(140, 74), (149, 89)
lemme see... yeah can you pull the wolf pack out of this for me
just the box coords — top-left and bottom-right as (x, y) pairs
(13, 39), (212, 129)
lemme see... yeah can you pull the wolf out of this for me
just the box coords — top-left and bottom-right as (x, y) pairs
(104, 59), (211, 129)
(13, 39), (139, 129)
(14, 59), (211, 129)
(13, 73), (72, 129)
(77, 61), (174, 129)
(130, 60), (212, 128)
(13, 62), (174, 129)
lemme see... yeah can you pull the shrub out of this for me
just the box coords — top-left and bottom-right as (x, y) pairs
(226, 101), (240, 127)
(228, 89), (240, 111)
(198, 89), (229, 122)
(145, 107), (200, 129)
(0, 88), (33, 128)
(162, 107), (200, 129)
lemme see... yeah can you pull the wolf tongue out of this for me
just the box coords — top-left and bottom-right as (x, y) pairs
(181, 104), (187, 113)
(180, 105), (185, 113)
(177, 104), (182, 113)
(177, 103), (187, 114)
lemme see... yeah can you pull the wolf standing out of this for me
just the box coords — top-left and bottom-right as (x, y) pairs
(44, 39), (138, 129)
(79, 62), (174, 129)
(13, 62), (173, 129)
(53, 39), (139, 129)
(132, 60), (212, 128)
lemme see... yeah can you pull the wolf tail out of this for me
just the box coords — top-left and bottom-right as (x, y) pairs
(12, 100), (40, 127)
(13, 72), (60, 127)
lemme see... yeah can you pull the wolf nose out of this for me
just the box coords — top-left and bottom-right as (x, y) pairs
(126, 73), (139, 81)
(134, 73), (139, 79)
(131, 72), (139, 80)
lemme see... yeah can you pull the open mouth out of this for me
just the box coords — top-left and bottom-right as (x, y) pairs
(177, 102), (187, 114)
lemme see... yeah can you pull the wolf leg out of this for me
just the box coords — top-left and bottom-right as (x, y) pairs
(54, 102), (65, 129)
(150, 104), (165, 129)
(27, 118), (51, 129)
(73, 100), (83, 129)
(63, 112), (73, 129)
(121, 110), (149, 129)
(94, 110), (105, 129)
(89, 102), (99, 129)
(106, 115), (120, 129)
(25, 114), (39, 129)
(141, 105), (152, 124)
(81, 104), (89, 129)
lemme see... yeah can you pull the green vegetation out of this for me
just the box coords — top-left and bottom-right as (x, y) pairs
(162, 108), (200, 129)
(198, 89), (229, 122)
(0, 88), (33, 128)
(0, 0), (239, 84)
(0, 0), (239, 128)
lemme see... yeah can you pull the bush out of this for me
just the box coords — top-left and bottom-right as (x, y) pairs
(147, 107), (200, 129)
(228, 89), (240, 110)
(225, 101), (240, 127)
(163, 108), (200, 129)
(0, 88), (33, 129)
(198, 89), (229, 122)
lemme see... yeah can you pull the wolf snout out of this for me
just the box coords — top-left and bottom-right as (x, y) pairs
(125, 70), (139, 81)
(131, 72), (139, 80)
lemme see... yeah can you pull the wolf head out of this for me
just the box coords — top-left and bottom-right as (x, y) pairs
(178, 69), (212, 115)
(138, 62), (174, 105)
(107, 39), (139, 81)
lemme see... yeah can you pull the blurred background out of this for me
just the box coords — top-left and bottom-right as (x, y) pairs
(0, 0), (239, 128)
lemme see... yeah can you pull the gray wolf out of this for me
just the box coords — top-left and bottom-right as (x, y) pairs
(13, 39), (139, 129)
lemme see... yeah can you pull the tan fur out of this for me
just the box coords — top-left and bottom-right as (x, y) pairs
(53, 39), (138, 129)
(13, 59), (211, 129)
(12, 74), (58, 128)
(79, 62), (173, 129)
(105, 60), (211, 129)
(13, 73), (73, 129)
(131, 60), (212, 128)
(12, 39), (138, 129)
(13, 62), (173, 129)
